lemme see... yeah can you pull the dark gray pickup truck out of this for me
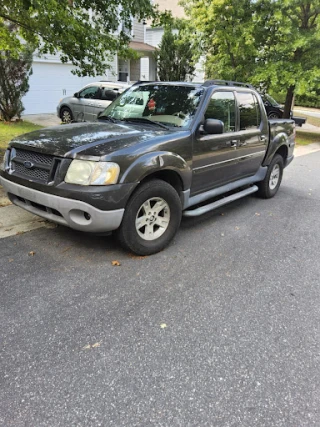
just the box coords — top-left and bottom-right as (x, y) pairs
(0, 81), (295, 255)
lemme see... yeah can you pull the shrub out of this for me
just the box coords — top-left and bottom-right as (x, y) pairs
(0, 47), (33, 121)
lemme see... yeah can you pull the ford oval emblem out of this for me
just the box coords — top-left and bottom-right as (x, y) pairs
(24, 161), (34, 169)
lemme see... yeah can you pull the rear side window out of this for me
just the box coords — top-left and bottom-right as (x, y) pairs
(101, 89), (118, 101)
(237, 92), (261, 130)
(205, 91), (236, 132)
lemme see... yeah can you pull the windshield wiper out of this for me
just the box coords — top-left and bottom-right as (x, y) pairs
(121, 117), (169, 130)
(98, 115), (116, 123)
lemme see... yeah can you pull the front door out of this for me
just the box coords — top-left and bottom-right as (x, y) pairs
(71, 85), (100, 121)
(191, 91), (242, 195)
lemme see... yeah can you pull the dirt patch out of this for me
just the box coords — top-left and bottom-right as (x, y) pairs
(0, 185), (11, 207)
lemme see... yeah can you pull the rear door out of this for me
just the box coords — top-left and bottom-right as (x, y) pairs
(235, 91), (268, 178)
(191, 90), (242, 195)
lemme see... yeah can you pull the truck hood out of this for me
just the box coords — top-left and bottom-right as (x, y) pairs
(9, 121), (173, 158)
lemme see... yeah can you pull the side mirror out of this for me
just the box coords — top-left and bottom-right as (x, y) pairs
(203, 119), (224, 134)
(74, 92), (79, 98)
(97, 111), (103, 119)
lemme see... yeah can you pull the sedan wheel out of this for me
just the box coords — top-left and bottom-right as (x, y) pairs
(268, 112), (280, 119)
(60, 108), (73, 123)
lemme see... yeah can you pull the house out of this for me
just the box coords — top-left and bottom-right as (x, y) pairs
(145, 0), (205, 82)
(22, 19), (156, 115)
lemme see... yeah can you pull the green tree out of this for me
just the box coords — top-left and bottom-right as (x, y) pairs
(0, 43), (33, 121)
(254, 0), (320, 117)
(182, 0), (257, 82)
(183, 0), (320, 118)
(0, 0), (155, 77)
(156, 23), (196, 81)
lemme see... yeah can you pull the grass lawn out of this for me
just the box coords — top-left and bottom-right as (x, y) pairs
(0, 120), (43, 157)
(296, 130), (320, 146)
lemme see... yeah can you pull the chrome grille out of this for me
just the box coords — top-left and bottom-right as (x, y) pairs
(15, 149), (53, 165)
(14, 163), (50, 182)
(11, 148), (55, 183)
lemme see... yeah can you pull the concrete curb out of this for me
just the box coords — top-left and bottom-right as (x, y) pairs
(0, 204), (56, 238)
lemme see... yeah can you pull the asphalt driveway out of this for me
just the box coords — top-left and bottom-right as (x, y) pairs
(0, 151), (320, 426)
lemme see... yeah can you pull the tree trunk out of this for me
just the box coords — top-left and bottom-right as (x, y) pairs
(283, 85), (295, 118)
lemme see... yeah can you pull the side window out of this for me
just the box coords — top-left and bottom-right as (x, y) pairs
(101, 88), (118, 101)
(79, 86), (99, 99)
(237, 92), (261, 130)
(205, 91), (236, 132)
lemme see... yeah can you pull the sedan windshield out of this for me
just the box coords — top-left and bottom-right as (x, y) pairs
(101, 84), (204, 128)
(264, 94), (280, 107)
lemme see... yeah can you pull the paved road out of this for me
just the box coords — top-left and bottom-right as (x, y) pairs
(1, 152), (320, 427)
(294, 108), (320, 119)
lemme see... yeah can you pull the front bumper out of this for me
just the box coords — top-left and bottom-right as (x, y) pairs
(0, 176), (124, 233)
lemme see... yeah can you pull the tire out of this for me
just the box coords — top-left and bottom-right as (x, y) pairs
(257, 154), (284, 199)
(268, 112), (280, 119)
(116, 179), (182, 255)
(60, 107), (73, 123)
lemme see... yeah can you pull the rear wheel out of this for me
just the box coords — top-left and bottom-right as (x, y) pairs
(116, 179), (182, 255)
(257, 154), (284, 199)
(60, 107), (73, 123)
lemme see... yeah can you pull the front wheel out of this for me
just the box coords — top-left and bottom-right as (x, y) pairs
(60, 107), (73, 123)
(268, 112), (281, 119)
(257, 154), (284, 199)
(116, 179), (182, 255)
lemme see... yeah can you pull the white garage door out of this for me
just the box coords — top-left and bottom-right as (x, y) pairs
(22, 62), (115, 115)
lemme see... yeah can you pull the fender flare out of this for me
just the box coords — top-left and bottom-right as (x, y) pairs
(119, 151), (192, 190)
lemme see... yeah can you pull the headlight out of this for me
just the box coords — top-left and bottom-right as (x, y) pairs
(65, 160), (120, 185)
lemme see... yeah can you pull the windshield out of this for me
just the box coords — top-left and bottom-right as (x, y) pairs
(264, 94), (280, 107)
(101, 84), (204, 128)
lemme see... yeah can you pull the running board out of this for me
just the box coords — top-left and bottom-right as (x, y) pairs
(183, 185), (258, 217)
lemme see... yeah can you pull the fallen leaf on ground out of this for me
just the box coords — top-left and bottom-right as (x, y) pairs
(62, 246), (72, 253)
(28, 251), (36, 256)
(235, 226), (240, 230)
(160, 323), (167, 329)
(83, 341), (102, 350)
(255, 213), (260, 216)
(9, 259), (14, 262)
(111, 260), (121, 266)
(92, 342), (101, 348)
